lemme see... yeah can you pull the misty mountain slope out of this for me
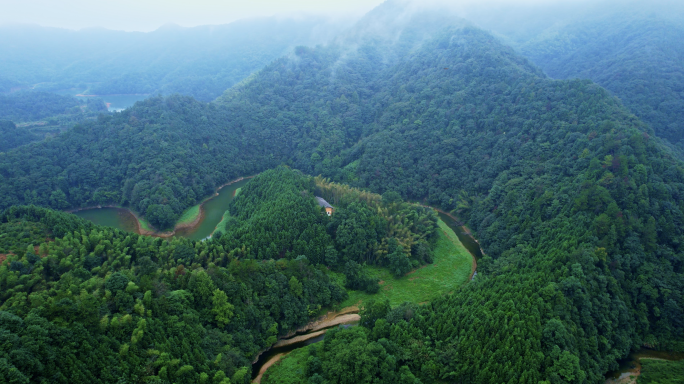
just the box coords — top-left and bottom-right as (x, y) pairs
(0, 2), (683, 381)
(0, 121), (39, 151)
(0, 17), (348, 101)
(0, 91), (106, 122)
(520, 14), (684, 148)
(221, 9), (683, 381)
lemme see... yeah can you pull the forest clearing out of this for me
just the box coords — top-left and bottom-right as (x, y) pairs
(339, 218), (474, 307)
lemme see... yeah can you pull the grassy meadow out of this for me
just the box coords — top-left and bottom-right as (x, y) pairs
(261, 347), (310, 384)
(177, 204), (201, 226)
(639, 359), (684, 383)
(262, 218), (474, 383)
(339, 218), (473, 307)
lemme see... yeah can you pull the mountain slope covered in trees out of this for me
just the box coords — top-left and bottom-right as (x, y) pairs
(0, 1), (683, 382)
(0, 203), (347, 383)
(0, 121), (39, 152)
(519, 14), (684, 149)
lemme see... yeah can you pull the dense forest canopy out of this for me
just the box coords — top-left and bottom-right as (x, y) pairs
(0, 203), (348, 383)
(214, 168), (436, 291)
(518, 13), (684, 150)
(0, 17), (349, 101)
(0, 0), (684, 382)
(0, 121), (39, 152)
(0, 91), (105, 122)
(0, 168), (439, 383)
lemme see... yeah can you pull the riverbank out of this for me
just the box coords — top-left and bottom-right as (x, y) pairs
(67, 176), (254, 238)
(252, 307), (360, 383)
(174, 176), (254, 236)
(605, 349), (684, 384)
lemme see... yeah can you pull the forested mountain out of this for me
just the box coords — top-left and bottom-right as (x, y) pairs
(518, 13), (684, 149)
(1, 0), (684, 382)
(0, 169), (438, 383)
(0, 121), (39, 152)
(0, 17), (348, 101)
(0, 204), (347, 383)
(0, 95), (287, 229)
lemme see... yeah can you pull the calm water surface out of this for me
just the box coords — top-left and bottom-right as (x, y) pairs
(99, 94), (150, 112)
(437, 211), (483, 259)
(72, 179), (250, 240)
(175, 179), (250, 240)
(74, 207), (138, 233)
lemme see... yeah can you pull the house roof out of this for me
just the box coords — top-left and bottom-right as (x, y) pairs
(315, 196), (333, 209)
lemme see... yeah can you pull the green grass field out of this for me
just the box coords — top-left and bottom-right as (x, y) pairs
(213, 210), (232, 235)
(176, 204), (201, 226)
(261, 347), (310, 384)
(137, 216), (154, 232)
(262, 219), (474, 382)
(234, 187), (242, 197)
(639, 359), (684, 383)
(339, 219), (473, 307)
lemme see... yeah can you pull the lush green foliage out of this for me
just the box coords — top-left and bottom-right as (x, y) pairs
(215, 167), (437, 292)
(639, 359), (684, 384)
(1, 2), (684, 382)
(340, 219), (472, 307)
(0, 121), (39, 152)
(0, 205), (346, 383)
(520, 14), (684, 148)
(0, 95), (290, 229)
(217, 5), (684, 382)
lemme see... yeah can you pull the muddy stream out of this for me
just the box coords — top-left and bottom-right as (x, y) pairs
(251, 307), (360, 383)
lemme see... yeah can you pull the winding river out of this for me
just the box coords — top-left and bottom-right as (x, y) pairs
(73, 178), (250, 240)
(71, 194), (684, 384)
(72, 189), (486, 383)
(251, 308), (361, 383)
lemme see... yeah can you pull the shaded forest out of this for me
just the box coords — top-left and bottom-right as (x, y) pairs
(0, 121), (39, 152)
(0, 91), (105, 123)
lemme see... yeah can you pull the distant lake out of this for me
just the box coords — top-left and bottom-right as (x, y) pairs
(97, 94), (150, 112)
(60, 89), (150, 112)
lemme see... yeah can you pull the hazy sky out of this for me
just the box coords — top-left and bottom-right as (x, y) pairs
(1, 0), (670, 32)
(0, 0), (385, 32)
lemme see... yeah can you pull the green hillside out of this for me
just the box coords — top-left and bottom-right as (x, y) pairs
(0, 1), (683, 383)
(520, 14), (684, 149)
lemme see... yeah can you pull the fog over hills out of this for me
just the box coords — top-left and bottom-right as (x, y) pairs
(0, 16), (352, 100)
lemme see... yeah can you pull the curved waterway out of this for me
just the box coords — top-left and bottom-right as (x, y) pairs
(251, 309), (360, 383)
(73, 178), (250, 240)
(437, 211), (484, 260)
(605, 349), (684, 383)
(175, 178), (250, 240)
(73, 207), (139, 233)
